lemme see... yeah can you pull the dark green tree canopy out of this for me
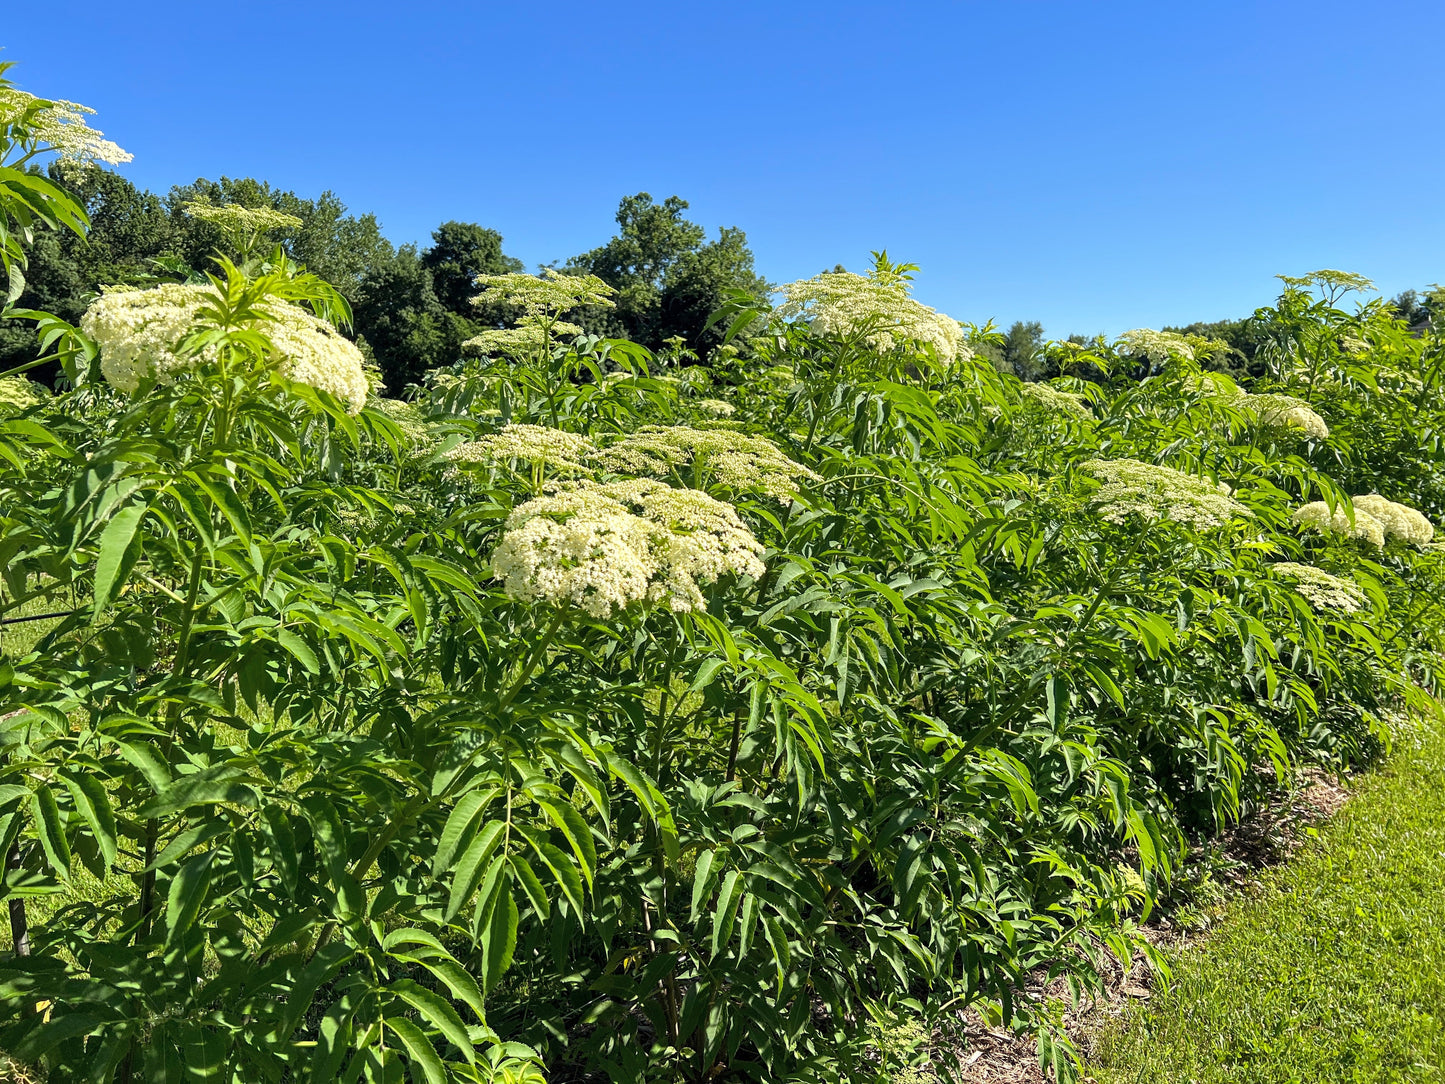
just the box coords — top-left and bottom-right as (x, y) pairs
(421, 220), (523, 314)
(565, 192), (769, 356)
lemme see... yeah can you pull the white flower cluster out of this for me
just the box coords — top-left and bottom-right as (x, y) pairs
(463, 317), (584, 357)
(1115, 329), (1195, 364)
(1291, 502), (1385, 548)
(490, 479), (765, 617)
(1247, 393), (1329, 440)
(696, 398), (736, 417)
(1271, 562), (1367, 613)
(1082, 458), (1249, 530)
(472, 269), (615, 318)
(80, 284), (368, 412)
(772, 271), (969, 364)
(183, 201), (303, 235)
(1017, 381), (1092, 421)
(0, 89), (131, 164)
(592, 425), (820, 502)
(0, 376), (47, 417)
(1193, 376), (1329, 440)
(447, 424), (596, 475)
(367, 397), (434, 449)
(1351, 494), (1435, 545)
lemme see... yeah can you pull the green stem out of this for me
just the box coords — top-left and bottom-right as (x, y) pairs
(498, 607), (567, 713)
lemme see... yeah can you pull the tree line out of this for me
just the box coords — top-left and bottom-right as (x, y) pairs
(0, 166), (768, 393)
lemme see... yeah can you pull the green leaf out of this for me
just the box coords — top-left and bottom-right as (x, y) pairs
(690, 848), (717, 923)
(384, 1017), (446, 1084)
(276, 629), (320, 674)
(389, 978), (476, 1065)
(711, 870), (744, 959)
(446, 820), (506, 922)
(60, 771), (116, 870)
(537, 798), (596, 887)
(508, 853), (551, 921)
(31, 783), (70, 881)
(433, 787), (497, 878)
(165, 850), (217, 945)
(92, 502), (147, 618)
(480, 884), (519, 992)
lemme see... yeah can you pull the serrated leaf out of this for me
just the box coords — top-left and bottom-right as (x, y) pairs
(31, 784), (69, 881)
(92, 502), (147, 618)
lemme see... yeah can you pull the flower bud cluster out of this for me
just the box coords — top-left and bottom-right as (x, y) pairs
(447, 424), (596, 475)
(1350, 494), (1435, 545)
(471, 269), (615, 318)
(0, 376), (47, 417)
(183, 201), (303, 234)
(1115, 329), (1195, 364)
(81, 284), (368, 412)
(489, 479), (765, 617)
(1270, 562), (1367, 613)
(1017, 381), (1092, 421)
(772, 271), (968, 364)
(463, 317), (585, 358)
(0, 88), (131, 163)
(592, 425), (820, 502)
(1082, 458), (1249, 530)
(1291, 502), (1386, 547)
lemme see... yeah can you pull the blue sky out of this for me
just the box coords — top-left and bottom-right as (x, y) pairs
(7, 1), (1444, 337)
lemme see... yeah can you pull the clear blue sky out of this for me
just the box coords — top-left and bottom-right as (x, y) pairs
(7, 1), (1444, 337)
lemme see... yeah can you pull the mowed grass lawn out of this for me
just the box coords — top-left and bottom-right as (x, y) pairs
(1090, 713), (1445, 1084)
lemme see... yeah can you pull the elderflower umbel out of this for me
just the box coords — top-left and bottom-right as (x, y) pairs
(1017, 381), (1092, 421)
(1115, 329), (1195, 364)
(367, 397), (434, 449)
(1350, 494), (1435, 545)
(0, 88), (131, 164)
(464, 316), (584, 357)
(471, 269), (616, 318)
(489, 479), (765, 617)
(1271, 562), (1367, 613)
(183, 201), (303, 235)
(696, 399), (736, 417)
(772, 271), (969, 364)
(1246, 393), (1329, 440)
(1291, 501), (1386, 548)
(447, 424), (596, 475)
(80, 284), (368, 412)
(0, 376), (47, 417)
(1082, 459), (1250, 531)
(592, 425), (820, 502)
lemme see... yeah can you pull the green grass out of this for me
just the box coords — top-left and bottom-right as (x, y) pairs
(1089, 714), (1445, 1084)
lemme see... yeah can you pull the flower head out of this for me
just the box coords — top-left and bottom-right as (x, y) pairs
(1017, 381), (1092, 422)
(1082, 458), (1249, 530)
(0, 376), (47, 417)
(447, 424), (596, 475)
(472, 269), (615, 318)
(1115, 329), (1195, 364)
(696, 398), (736, 417)
(0, 88), (131, 163)
(464, 316), (585, 357)
(367, 397), (434, 449)
(183, 201), (303, 235)
(1291, 501), (1386, 548)
(80, 283), (368, 412)
(489, 479), (765, 617)
(1350, 494), (1435, 545)
(592, 425), (820, 502)
(1271, 562), (1367, 613)
(1246, 393), (1329, 440)
(772, 270), (968, 364)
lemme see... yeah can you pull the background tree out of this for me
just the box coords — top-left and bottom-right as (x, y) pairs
(565, 192), (769, 357)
